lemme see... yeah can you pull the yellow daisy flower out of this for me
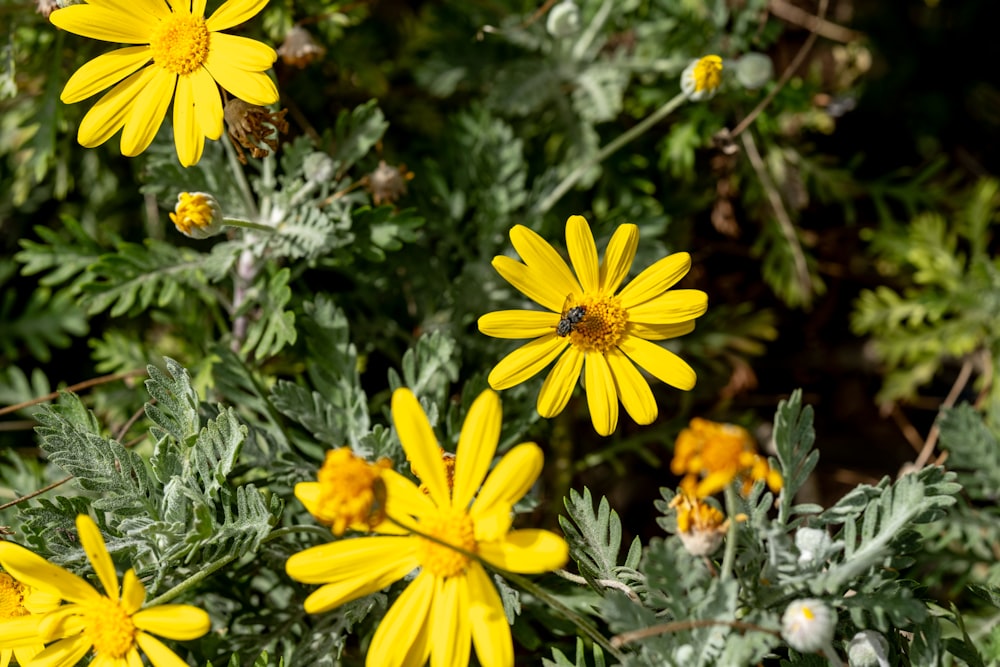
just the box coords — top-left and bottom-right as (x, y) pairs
(0, 571), (61, 667)
(0, 515), (211, 667)
(49, 0), (279, 166)
(681, 55), (724, 101)
(478, 215), (708, 436)
(286, 388), (569, 667)
(671, 417), (783, 498)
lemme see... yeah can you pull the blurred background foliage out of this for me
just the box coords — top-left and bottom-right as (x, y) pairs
(2, 0), (1000, 663)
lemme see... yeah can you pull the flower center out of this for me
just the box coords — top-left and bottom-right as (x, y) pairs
(84, 596), (136, 659)
(149, 14), (210, 76)
(568, 295), (629, 353)
(315, 448), (392, 535)
(692, 55), (723, 92)
(416, 509), (477, 578)
(169, 192), (215, 235)
(696, 425), (748, 472)
(0, 573), (28, 619)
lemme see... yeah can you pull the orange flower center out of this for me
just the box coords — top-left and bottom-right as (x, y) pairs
(568, 295), (629, 353)
(149, 14), (211, 76)
(692, 55), (723, 92)
(315, 448), (393, 535)
(416, 509), (477, 578)
(84, 596), (136, 659)
(0, 573), (28, 619)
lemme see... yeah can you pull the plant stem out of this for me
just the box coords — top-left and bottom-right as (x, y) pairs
(223, 217), (277, 233)
(534, 91), (688, 215)
(720, 485), (739, 581)
(145, 553), (239, 608)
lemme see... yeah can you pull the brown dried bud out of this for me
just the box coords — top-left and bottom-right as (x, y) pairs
(366, 160), (414, 206)
(277, 26), (326, 68)
(224, 98), (289, 164)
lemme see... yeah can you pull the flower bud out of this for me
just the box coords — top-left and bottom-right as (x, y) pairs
(681, 55), (723, 101)
(546, 0), (581, 38)
(781, 598), (837, 653)
(277, 26), (326, 68)
(169, 192), (224, 239)
(795, 527), (833, 566)
(847, 630), (890, 667)
(733, 52), (773, 90)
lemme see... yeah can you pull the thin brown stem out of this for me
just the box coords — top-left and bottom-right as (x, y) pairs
(611, 618), (781, 648)
(0, 369), (147, 417)
(768, 0), (860, 43)
(914, 357), (974, 468)
(0, 475), (73, 512)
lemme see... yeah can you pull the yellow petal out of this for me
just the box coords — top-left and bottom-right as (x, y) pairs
(0, 542), (95, 605)
(286, 536), (415, 585)
(490, 256), (565, 314)
(25, 635), (92, 667)
(380, 468), (436, 524)
(207, 32), (276, 71)
(37, 605), (85, 642)
(477, 310), (560, 339)
(536, 344), (583, 418)
(584, 352), (618, 436)
(565, 215), (599, 294)
(87, 0), (170, 21)
(76, 515), (119, 601)
(487, 336), (566, 391)
(607, 348), (657, 425)
(472, 443), (542, 518)
(206, 0), (269, 31)
(203, 52), (278, 105)
(618, 335), (696, 390)
(120, 68), (174, 157)
(367, 572), (434, 667)
(61, 47), (151, 104)
(467, 564), (514, 667)
(479, 530), (569, 573)
(599, 224), (638, 294)
(294, 481), (322, 516)
(77, 67), (155, 148)
(301, 560), (420, 615)
(627, 320), (696, 341)
(430, 576), (471, 667)
(49, 5), (151, 43)
(508, 226), (582, 300)
(134, 632), (188, 667)
(392, 388), (450, 508)
(133, 606), (210, 640)
(627, 289), (708, 325)
(120, 569), (146, 614)
(189, 68), (223, 140)
(0, 616), (45, 648)
(453, 389), (501, 510)
(172, 75), (204, 167)
(618, 252), (692, 309)
(191, 0), (206, 18)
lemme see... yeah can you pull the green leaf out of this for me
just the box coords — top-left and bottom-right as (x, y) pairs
(331, 99), (389, 175)
(145, 358), (201, 448)
(936, 402), (1000, 500)
(239, 267), (297, 360)
(559, 487), (641, 591)
(772, 389), (819, 525)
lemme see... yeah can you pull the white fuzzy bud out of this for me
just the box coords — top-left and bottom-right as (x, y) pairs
(847, 630), (890, 667)
(546, 1), (581, 38)
(781, 598), (837, 653)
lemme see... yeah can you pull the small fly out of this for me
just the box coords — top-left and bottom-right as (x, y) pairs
(556, 295), (586, 337)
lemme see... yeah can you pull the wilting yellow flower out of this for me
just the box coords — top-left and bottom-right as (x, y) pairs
(0, 571), (60, 667)
(296, 447), (393, 535)
(286, 388), (569, 667)
(169, 191), (225, 238)
(478, 215), (708, 436)
(0, 515), (211, 667)
(671, 417), (783, 498)
(681, 55), (723, 101)
(49, 0), (279, 166)
(669, 493), (743, 557)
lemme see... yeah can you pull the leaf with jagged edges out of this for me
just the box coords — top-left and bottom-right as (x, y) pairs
(387, 330), (461, 416)
(810, 466), (961, 594)
(15, 216), (106, 292)
(772, 389), (819, 525)
(543, 638), (606, 667)
(936, 402), (1000, 500)
(559, 487), (642, 592)
(331, 99), (389, 176)
(34, 392), (157, 517)
(145, 358), (201, 449)
(239, 267), (297, 361)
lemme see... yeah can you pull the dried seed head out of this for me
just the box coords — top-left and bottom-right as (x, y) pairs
(224, 98), (289, 164)
(366, 160), (413, 206)
(277, 26), (326, 68)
